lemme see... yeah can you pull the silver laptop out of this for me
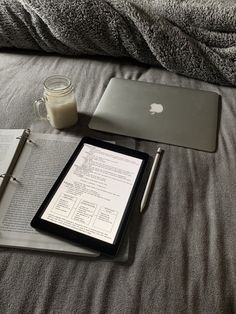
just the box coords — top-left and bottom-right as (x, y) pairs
(89, 78), (220, 152)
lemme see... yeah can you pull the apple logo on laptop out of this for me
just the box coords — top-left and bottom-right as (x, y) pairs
(149, 103), (164, 115)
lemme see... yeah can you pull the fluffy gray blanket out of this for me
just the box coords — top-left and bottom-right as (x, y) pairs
(0, 0), (236, 86)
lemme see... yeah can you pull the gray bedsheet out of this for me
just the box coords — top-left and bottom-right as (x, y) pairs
(0, 50), (235, 313)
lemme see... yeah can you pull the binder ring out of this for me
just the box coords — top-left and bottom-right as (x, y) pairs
(16, 129), (35, 143)
(0, 173), (18, 181)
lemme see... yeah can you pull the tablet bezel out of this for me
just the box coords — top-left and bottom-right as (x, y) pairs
(31, 137), (148, 256)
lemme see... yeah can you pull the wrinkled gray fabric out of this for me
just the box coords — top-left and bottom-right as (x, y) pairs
(0, 50), (235, 314)
(0, 0), (236, 86)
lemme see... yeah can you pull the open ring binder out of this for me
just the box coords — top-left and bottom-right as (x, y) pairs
(0, 130), (100, 257)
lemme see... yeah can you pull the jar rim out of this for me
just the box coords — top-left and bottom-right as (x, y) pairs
(43, 75), (72, 94)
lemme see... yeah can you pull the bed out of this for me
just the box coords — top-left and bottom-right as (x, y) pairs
(0, 1), (235, 313)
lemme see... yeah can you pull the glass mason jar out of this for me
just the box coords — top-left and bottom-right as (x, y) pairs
(34, 75), (78, 129)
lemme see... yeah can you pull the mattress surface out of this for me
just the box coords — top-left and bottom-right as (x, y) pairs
(0, 51), (235, 313)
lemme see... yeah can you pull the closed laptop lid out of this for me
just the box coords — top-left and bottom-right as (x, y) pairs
(89, 78), (220, 152)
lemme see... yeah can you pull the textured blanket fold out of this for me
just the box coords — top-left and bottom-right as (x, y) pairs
(0, 0), (236, 85)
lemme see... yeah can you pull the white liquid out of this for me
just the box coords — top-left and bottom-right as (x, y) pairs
(45, 94), (78, 129)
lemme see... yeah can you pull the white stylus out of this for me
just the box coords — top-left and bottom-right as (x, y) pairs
(140, 147), (162, 213)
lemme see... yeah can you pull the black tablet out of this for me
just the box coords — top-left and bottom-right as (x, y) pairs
(31, 137), (148, 256)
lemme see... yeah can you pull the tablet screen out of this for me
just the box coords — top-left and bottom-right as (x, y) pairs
(40, 143), (143, 244)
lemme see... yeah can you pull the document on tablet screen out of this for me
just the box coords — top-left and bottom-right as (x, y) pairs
(41, 144), (142, 244)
